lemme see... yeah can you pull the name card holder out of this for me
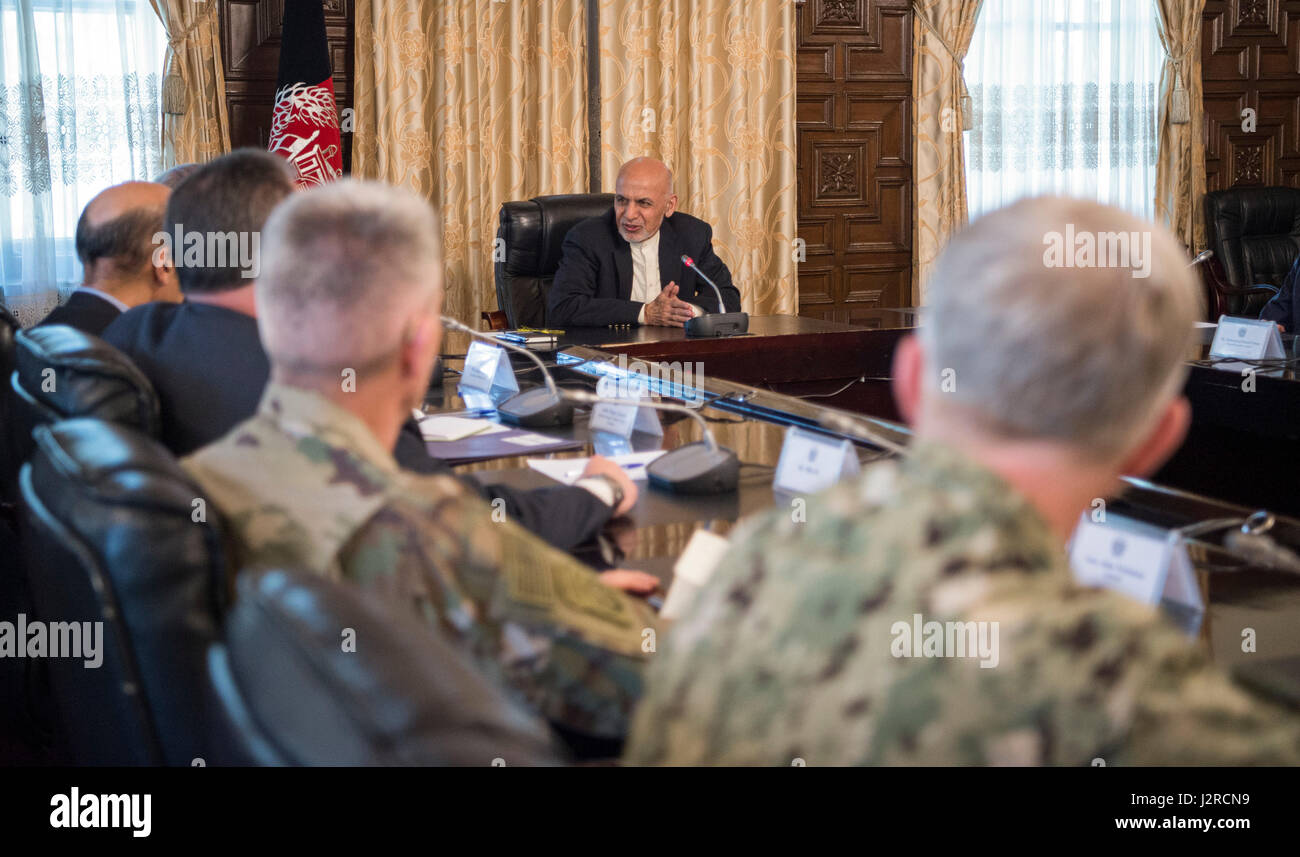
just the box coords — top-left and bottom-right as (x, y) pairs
(1069, 513), (1204, 634)
(1209, 315), (1286, 361)
(773, 425), (860, 496)
(588, 375), (663, 439)
(459, 341), (519, 393)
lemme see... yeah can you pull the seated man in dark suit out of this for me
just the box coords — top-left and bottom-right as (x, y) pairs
(103, 150), (289, 456)
(547, 157), (741, 327)
(37, 181), (180, 335)
(103, 149), (636, 553)
(1260, 256), (1300, 331)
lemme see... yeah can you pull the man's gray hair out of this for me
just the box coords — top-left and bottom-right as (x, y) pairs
(921, 196), (1203, 459)
(256, 179), (442, 376)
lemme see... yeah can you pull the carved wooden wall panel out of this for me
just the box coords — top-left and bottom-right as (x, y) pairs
(220, 0), (354, 170)
(1203, 0), (1300, 190)
(796, 0), (913, 322)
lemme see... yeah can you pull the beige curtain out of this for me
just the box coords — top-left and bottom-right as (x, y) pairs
(912, 0), (983, 304)
(352, 0), (588, 323)
(1154, 0), (1207, 252)
(150, 0), (231, 166)
(598, 0), (797, 316)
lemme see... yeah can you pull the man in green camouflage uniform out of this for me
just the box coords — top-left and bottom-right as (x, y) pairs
(183, 180), (656, 742)
(625, 198), (1300, 765)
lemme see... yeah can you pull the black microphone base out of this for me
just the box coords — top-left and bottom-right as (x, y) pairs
(685, 312), (749, 338)
(647, 441), (739, 495)
(498, 387), (574, 428)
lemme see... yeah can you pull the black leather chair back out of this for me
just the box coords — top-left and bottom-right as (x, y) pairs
(1205, 187), (1300, 314)
(19, 419), (228, 765)
(0, 305), (22, 505)
(208, 567), (561, 766)
(7, 325), (159, 497)
(495, 193), (615, 328)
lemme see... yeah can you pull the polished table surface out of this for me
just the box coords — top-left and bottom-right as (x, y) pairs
(445, 312), (919, 420)
(432, 315), (1300, 674)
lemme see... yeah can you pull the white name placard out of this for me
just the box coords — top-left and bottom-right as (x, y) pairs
(773, 425), (860, 496)
(1069, 513), (1203, 632)
(1209, 315), (1285, 361)
(459, 341), (519, 393)
(588, 375), (662, 438)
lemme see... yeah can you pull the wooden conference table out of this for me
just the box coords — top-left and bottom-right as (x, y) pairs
(431, 314), (1300, 675)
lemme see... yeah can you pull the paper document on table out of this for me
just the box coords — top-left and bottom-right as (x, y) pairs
(417, 416), (505, 442)
(503, 432), (567, 448)
(526, 451), (666, 485)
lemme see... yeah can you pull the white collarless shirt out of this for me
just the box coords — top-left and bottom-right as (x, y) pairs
(629, 230), (661, 306)
(629, 228), (699, 324)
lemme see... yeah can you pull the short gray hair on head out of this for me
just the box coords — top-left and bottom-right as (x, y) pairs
(256, 179), (442, 376)
(921, 196), (1203, 459)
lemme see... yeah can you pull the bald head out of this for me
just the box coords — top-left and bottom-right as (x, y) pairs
(618, 157), (673, 195)
(614, 157), (677, 243)
(75, 181), (170, 278)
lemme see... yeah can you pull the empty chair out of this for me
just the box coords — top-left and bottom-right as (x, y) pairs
(1202, 187), (1300, 316)
(208, 567), (562, 766)
(19, 419), (230, 765)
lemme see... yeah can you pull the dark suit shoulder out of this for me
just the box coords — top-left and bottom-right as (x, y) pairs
(38, 291), (121, 336)
(100, 300), (182, 353)
(664, 211), (713, 244)
(562, 209), (618, 248)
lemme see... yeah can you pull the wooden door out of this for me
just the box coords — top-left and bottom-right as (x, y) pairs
(795, 0), (914, 322)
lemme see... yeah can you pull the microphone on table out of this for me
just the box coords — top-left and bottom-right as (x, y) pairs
(680, 255), (749, 338)
(1189, 249), (1215, 268)
(441, 315), (574, 428)
(561, 388), (739, 495)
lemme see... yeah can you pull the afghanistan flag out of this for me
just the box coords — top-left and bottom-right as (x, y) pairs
(268, 0), (342, 188)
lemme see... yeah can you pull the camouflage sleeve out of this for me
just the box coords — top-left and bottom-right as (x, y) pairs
(339, 473), (658, 740)
(1119, 631), (1300, 766)
(930, 582), (1300, 766)
(625, 510), (785, 765)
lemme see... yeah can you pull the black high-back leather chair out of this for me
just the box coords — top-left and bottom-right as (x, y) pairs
(19, 419), (229, 765)
(208, 567), (561, 766)
(1203, 187), (1300, 316)
(494, 193), (615, 328)
(7, 325), (159, 498)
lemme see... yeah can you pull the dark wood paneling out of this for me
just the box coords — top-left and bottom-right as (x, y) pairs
(1203, 0), (1300, 190)
(796, 0), (913, 322)
(220, 0), (354, 170)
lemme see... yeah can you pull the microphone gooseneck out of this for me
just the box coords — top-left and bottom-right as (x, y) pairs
(440, 315), (572, 427)
(681, 254), (726, 313)
(560, 388), (720, 452)
(562, 387), (738, 494)
(441, 316), (560, 399)
(677, 254), (749, 338)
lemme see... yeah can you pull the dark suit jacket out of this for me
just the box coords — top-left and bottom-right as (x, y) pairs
(36, 290), (121, 336)
(547, 209), (741, 327)
(1261, 257), (1300, 331)
(101, 300), (611, 550)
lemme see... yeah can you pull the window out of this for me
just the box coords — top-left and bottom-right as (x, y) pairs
(964, 0), (1164, 221)
(0, 0), (165, 324)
